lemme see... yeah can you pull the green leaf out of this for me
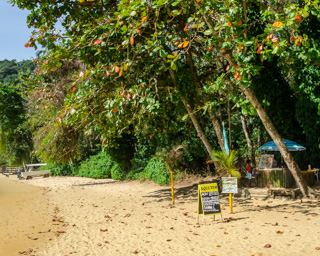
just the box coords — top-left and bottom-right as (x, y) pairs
(159, 49), (167, 57)
(187, 17), (194, 23)
(204, 29), (212, 35)
(170, 62), (177, 70)
(172, 1), (179, 6)
(244, 41), (253, 46)
(167, 54), (175, 58)
(182, 114), (188, 121)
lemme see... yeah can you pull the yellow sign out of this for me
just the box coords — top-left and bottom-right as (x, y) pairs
(198, 183), (221, 216)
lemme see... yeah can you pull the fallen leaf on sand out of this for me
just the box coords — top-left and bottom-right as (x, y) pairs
(133, 250), (139, 254)
(264, 244), (272, 248)
(100, 229), (108, 232)
(28, 236), (38, 240)
(224, 232), (228, 235)
(167, 239), (172, 241)
(193, 233), (199, 235)
(244, 237), (248, 239)
(276, 231), (284, 234)
(316, 247), (320, 250)
(216, 245), (221, 247)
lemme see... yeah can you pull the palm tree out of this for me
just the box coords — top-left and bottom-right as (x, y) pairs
(211, 150), (240, 178)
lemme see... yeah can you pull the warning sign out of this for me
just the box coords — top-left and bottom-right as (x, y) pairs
(198, 183), (221, 216)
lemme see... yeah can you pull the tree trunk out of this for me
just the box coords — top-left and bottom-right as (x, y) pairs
(167, 68), (214, 156)
(185, 50), (225, 151)
(208, 111), (225, 151)
(180, 96), (214, 155)
(227, 98), (231, 149)
(241, 115), (255, 165)
(239, 85), (308, 196)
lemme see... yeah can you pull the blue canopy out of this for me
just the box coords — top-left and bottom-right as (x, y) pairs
(258, 139), (306, 151)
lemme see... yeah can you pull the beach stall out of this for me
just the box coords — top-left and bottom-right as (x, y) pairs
(257, 139), (310, 188)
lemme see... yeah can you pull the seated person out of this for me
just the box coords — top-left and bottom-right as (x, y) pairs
(272, 158), (278, 168)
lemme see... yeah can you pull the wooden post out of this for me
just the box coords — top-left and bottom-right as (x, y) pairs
(228, 174), (234, 213)
(170, 171), (175, 204)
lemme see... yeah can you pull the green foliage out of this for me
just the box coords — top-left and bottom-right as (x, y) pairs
(6, 0), (320, 180)
(137, 157), (169, 185)
(211, 150), (241, 178)
(78, 151), (117, 179)
(49, 162), (79, 176)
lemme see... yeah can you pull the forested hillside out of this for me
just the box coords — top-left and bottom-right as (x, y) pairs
(0, 59), (35, 165)
(2, 0), (320, 191)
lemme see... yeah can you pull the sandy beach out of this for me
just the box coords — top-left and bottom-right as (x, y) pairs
(0, 175), (319, 256)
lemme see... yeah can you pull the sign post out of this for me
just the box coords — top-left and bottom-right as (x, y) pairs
(197, 183), (222, 224)
(221, 176), (238, 213)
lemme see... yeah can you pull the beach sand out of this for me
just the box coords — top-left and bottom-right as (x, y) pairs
(0, 175), (319, 256)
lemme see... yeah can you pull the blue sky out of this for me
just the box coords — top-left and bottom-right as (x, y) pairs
(0, 1), (36, 61)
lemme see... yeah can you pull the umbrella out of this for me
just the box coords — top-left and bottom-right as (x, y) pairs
(258, 139), (306, 151)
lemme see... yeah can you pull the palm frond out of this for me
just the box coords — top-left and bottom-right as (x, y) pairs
(211, 150), (240, 178)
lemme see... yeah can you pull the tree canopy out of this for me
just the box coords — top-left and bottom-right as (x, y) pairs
(2, 0), (320, 193)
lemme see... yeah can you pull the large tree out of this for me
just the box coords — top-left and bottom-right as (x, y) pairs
(11, 0), (320, 196)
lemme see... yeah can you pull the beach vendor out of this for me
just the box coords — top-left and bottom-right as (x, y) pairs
(17, 168), (23, 180)
(246, 160), (252, 187)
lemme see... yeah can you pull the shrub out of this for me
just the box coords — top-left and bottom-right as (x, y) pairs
(48, 162), (79, 176)
(76, 151), (124, 179)
(77, 151), (114, 178)
(138, 157), (169, 185)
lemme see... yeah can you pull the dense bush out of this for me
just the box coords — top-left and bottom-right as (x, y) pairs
(136, 157), (169, 185)
(77, 151), (124, 179)
(46, 162), (79, 176)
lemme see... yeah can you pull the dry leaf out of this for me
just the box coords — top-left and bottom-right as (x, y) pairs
(224, 232), (228, 235)
(276, 231), (284, 234)
(141, 16), (147, 22)
(216, 245), (221, 247)
(316, 247), (320, 250)
(100, 229), (108, 232)
(183, 41), (189, 48)
(264, 244), (272, 248)
(28, 236), (38, 240)
(119, 69), (123, 77)
(273, 21), (283, 28)
(130, 37), (134, 45)
(244, 237), (248, 239)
